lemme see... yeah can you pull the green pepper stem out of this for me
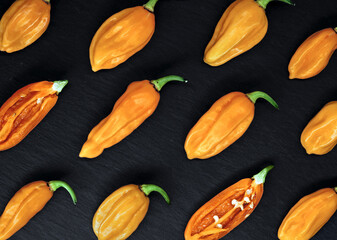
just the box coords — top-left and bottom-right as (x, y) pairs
(150, 75), (187, 92)
(246, 91), (279, 110)
(48, 180), (77, 205)
(256, 0), (295, 9)
(252, 165), (274, 185)
(140, 184), (170, 204)
(334, 187), (337, 193)
(143, 0), (159, 12)
(52, 80), (68, 94)
(43, 0), (50, 3)
(334, 27), (337, 33)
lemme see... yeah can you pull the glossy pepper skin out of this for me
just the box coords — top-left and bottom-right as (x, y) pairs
(204, 0), (294, 66)
(289, 28), (337, 79)
(185, 166), (273, 240)
(301, 101), (337, 155)
(185, 91), (278, 159)
(0, 0), (51, 53)
(0, 80), (68, 151)
(79, 75), (186, 158)
(278, 188), (337, 240)
(93, 184), (170, 240)
(0, 180), (76, 240)
(89, 0), (159, 72)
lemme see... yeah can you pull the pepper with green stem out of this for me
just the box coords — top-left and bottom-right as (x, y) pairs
(0, 180), (77, 240)
(185, 90), (278, 160)
(80, 75), (187, 158)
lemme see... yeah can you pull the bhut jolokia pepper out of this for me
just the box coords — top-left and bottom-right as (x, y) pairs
(93, 184), (170, 240)
(89, 0), (159, 72)
(0, 180), (77, 240)
(0, 0), (51, 53)
(301, 101), (337, 155)
(185, 91), (278, 159)
(204, 0), (294, 67)
(185, 166), (273, 240)
(79, 75), (186, 158)
(278, 187), (337, 240)
(288, 28), (337, 79)
(0, 80), (67, 151)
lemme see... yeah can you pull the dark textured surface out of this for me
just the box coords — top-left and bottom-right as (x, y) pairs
(0, 0), (336, 239)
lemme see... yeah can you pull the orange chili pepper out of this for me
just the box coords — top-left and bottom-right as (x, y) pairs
(89, 0), (159, 72)
(0, 180), (76, 240)
(79, 75), (186, 159)
(93, 184), (170, 240)
(278, 187), (337, 240)
(288, 28), (337, 79)
(204, 0), (294, 66)
(0, 0), (51, 53)
(185, 91), (278, 159)
(0, 80), (68, 151)
(301, 101), (337, 155)
(185, 165), (273, 240)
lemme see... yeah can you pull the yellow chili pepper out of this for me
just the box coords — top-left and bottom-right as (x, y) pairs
(301, 101), (337, 155)
(289, 28), (337, 79)
(204, 0), (294, 67)
(93, 184), (170, 240)
(0, 180), (76, 240)
(185, 91), (278, 159)
(0, 0), (51, 53)
(278, 187), (337, 240)
(89, 0), (159, 72)
(79, 75), (186, 158)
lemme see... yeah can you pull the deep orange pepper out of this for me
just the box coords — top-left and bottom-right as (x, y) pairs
(0, 0), (51, 53)
(204, 0), (294, 66)
(79, 75), (186, 158)
(185, 166), (273, 240)
(93, 184), (169, 240)
(89, 0), (159, 72)
(278, 187), (337, 240)
(0, 180), (76, 240)
(185, 91), (278, 159)
(289, 28), (337, 79)
(0, 80), (68, 151)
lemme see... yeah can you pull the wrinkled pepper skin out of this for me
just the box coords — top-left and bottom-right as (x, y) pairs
(301, 101), (337, 155)
(93, 184), (170, 240)
(204, 0), (293, 66)
(80, 75), (186, 159)
(185, 91), (278, 159)
(278, 188), (337, 240)
(0, 0), (51, 53)
(0, 80), (67, 151)
(185, 166), (273, 240)
(89, 0), (159, 72)
(0, 180), (76, 240)
(289, 28), (337, 79)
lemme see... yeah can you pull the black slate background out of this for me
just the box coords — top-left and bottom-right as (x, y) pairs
(0, 0), (336, 239)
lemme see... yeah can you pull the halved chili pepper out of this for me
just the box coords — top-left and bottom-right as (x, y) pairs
(185, 165), (273, 240)
(185, 91), (278, 159)
(79, 75), (186, 159)
(0, 180), (76, 240)
(0, 80), (68, 151)
(93, 184), (170, 240)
